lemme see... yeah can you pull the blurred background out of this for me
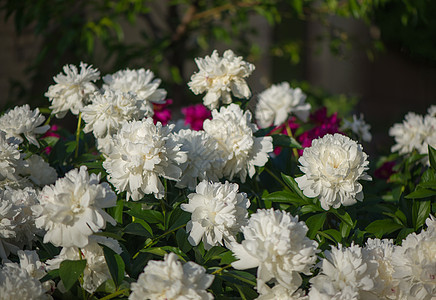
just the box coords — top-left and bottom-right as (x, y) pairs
(1, 0), (435, 153)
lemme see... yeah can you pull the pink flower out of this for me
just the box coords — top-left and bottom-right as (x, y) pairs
(298, 107), (341, 154)
(42, 125), (61, 154)
(181, 104), (211, 131)
(153, 99), (172, 126)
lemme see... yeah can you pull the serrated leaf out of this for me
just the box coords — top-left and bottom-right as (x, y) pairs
(306, 212), (327, 239)
(272, 134), (302, 149)
(365, 219), (403, 238)
(102, 246), (125, 288)
(59, 259), (86, 291)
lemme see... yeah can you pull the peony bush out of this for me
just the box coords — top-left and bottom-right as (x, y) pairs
(0, 49), (435, 299)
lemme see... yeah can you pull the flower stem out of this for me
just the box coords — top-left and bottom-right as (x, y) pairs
(132, 223), (187, 259)
(99, 289), (129, 300)
(264, 167), (291, 192)
(211, 264), (232, 275)
(285, 122), (299, 159)
(75, 112), (82, 158)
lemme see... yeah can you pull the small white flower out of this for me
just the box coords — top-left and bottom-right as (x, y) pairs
(102, 68), (167, 114)
(45, 62), (100, 118)
(203, 104), (273, 183)
(181, 180), (250, 250)
(188, 50), (255, 109)
(391, 216), (436, 300)
(295, 133), (372, 210)
(389, 111), (436, 157)
(34, 166), (116, 248)
(427, 105), (436, 117)
(102, 119), (187, 201)
(0, 261), (49, 300)
(82, 90), (149, 139)
(0, 105), (49, 147)
(231, 208), (319, 291)
(46, 236), (122, 293)
(173, 129), (225, 190)
(23, 155), (57, 187)
(255, 82), (311, 128)
(129, 252), (214, 300)
(0, 187), (40, 259)
(341, 114), (372, 142)
(308, 243), (379, 299)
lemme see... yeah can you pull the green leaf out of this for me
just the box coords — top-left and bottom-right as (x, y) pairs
(219, 251), (237, 265)
(306, 212), (327, 239)
(405, 188), (436, 199)
(126, 209), (164, 224)
(176, 229), (192, 253)
(262, 190), (307, 206)
(413, 200), (431, 230)
(320, 229), (342, 243)
(123, 222), (152, 238)
(396, 227), (415, 243)
(365, 219), (403, 238)
(281, 173), (311, 203)
(102, 246), (125, 288)
(331, 209), (354, 228)
(300, 204), (324, 214)
(59, 260), (86, 291)
(40, 269), (59, 283)
(203, 246), (227, 263)
(429, 145), (436, 170)
(272, 134), (302, 149)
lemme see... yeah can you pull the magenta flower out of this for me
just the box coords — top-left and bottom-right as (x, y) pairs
(374, 161), (396, 180)
(153, 99), (172, 126)
(298, 107), (342, 154)
(181, 104), (211, 131)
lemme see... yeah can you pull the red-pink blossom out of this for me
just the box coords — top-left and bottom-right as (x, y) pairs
(153, 99), (172, 126)
(181, 104), (212, 131)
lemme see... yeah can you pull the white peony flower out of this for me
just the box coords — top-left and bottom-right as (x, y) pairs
(0, 105), (49, 147)
(255, 82), (311, 128)
(46, 236), (122, 293)
(0, 131), (27, 183)
(203, 104), (273, 183)
(45, 62), (100, 118)
(103, 118), (187, 201)
(188, 50), (255, 109)
(295, 133), (372, 210)
(22, 155), (57, 187)
(427, 105), (436, 117)
(0, 261), (50, 300)
(0, 187), (40, 259)
(82, 90), (149, 139)
(181, 180), (250, 250)
(364, 238), (399, 299)
(391, 216), (436, 300)
(173, 129), (225, 190)
(341, 113), (372, 142)
(308, 243), (379, 299)
(256, 281), (308, 300)
(129, 252), (214, 300)
(389, 111), (436, 157)
(231, 208), (319, 291)
(34, 166), (117, 248)
(102, 68), (167, 114)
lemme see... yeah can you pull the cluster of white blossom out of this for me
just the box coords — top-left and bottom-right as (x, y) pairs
(255, 82), (311, 128)
(34, 166), (117, 248)
(129, 252), (214, 300)
(181, 180), (250, 249)
(204, 103), (273, 183)
(231, 208), (319, 294)
(0, 105), (50, 147)
(0, 187), (41, 258)
(188, 50), (255, 109)
(341, 113), (372, 142)
(389, 105), (436, 158)
(295, 133), (372, 210)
